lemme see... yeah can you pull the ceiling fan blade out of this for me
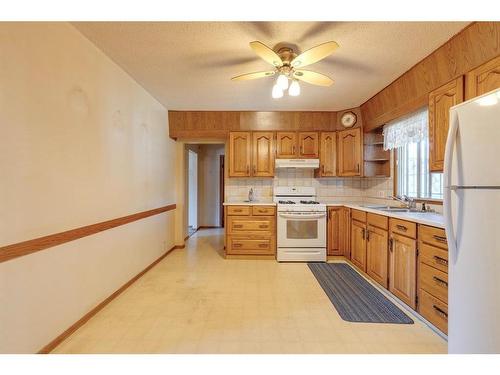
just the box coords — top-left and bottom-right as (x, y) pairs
(231, 70), (276, 81)
(249, 41), (283, 67)
(291, 41), (339, 68)
(293, 70), (334, 86)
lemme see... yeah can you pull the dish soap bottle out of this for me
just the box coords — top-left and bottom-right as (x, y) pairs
(248, 188), (254, 202)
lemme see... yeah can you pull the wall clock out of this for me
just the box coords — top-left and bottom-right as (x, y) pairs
(341, 111), (357, 128)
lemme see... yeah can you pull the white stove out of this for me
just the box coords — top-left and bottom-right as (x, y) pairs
(274, 187), (327, 262)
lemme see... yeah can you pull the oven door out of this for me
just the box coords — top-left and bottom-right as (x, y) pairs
(277, 212), (327, 248)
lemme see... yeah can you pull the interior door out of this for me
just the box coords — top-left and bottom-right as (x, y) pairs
(338, 128), (362, 176)
(298, 132), (319, 158)
(276, 132), (297, 158)
(228, 132), (251, 177)
(389, 233), (417, 308)
(252, 132), (274, 177)
(350, 219), (366, 272)
(366, 225), (389, 288)
(319, 132), (337, 176)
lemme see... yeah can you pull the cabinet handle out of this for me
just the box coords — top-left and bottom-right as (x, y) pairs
(233, 209), (242, 212)
(233, 243), (242, 248)
(322, 165), (325, 174)
(246, 165), (250, 175)
(300, 145), (303, 154)
(258, 209), (267, 213)
(362, 228), (366, 240)
(366, 230), (370, 241)
(233, 224), (243, 228)
(433, 256), (448, 266)
(433, 276), (448, 287)
(389, 238), (394, 252)
(253, 165), (256, 175)
(396, 224), (407, 231)
(357, 163), (360, 173)
(258, 243), (268, 248)
(258, 224), (268, 229)
(433, 235), (447, 243)
(433, 305), (448, 319)
(292, 145), (296, 154)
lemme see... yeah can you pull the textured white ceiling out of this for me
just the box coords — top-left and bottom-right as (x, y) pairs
(72, 21), (470, 111)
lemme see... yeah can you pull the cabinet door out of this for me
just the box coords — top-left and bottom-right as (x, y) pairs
(328, 207), (341, 256)
(252, 132), (275, 177)
(228, 132), (251, 177)
(298, 132), (319, 158)
(276, 132), (297, 158)
(366, 225), (389, 288)
(429, 77), (464, 172)
(339, 207), (351, 258)
(389, 233), (417, 309)
(338, 128), (362, 176)
(319, 132), (337, 176)
(466, 55), (500, 100)
(351, 219), (367, 272)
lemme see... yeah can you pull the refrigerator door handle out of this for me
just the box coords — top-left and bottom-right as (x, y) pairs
(444, 110), (459, 259)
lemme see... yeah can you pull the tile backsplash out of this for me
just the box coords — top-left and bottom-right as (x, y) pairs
(225, 169), (393, 203)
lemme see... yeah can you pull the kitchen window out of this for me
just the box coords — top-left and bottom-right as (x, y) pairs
(383, 107), (444, 200)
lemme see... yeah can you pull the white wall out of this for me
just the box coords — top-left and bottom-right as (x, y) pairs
(197, 144), (225, 227)
(188, 150), (198, 229)
(0, 23), (176, 353)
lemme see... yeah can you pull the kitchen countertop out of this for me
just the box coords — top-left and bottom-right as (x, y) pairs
(223, 201), (276, 206)
(324, 202), (445, 229)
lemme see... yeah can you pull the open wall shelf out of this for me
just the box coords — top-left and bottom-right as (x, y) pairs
(364, 129), (391, 177)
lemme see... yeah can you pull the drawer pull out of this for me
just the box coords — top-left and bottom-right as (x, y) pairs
(258, 209), (267, 213)
(259, 224), (268, 229)
(396, 224), (407, 231)
(389, 238), (394, 252)
(258, 243), (268, 248)
(433, 276), (448, 287)
(433, 305), (448, 320)
(233, 209), (242, 212)
(433, 235), (447, 243)
(233, 243), (242, 248)
(233, 224), (243, 228)
(433, 256), (448, 266)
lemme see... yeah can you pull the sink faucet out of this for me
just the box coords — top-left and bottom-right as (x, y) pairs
(248, 188), (254, 202)
(390, 195), (416, 209)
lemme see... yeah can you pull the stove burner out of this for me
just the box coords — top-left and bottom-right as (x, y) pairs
(300, 200), (320, 204)
(278, 200), (296, 204)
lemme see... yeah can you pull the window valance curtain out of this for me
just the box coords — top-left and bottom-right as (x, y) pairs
(383, 107), (428, 150)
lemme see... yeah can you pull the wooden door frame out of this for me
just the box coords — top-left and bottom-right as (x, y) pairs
(219, 154), (225, 228)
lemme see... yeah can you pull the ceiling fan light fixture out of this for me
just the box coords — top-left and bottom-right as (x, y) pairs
(277, 74), (289, 90)
(272, 84), (284, 99)
(289, 80), (301, 96)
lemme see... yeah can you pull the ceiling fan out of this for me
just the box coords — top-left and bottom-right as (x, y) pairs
(231, 40), (339, 98)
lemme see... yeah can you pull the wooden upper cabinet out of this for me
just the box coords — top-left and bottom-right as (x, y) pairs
(338, 128), (362, 176)
(319, 132), (337, 177)
(276, 132), (297, 158)
(429, 77), (464, 172)
(466, 55), (500, 100)
(298, 132), (319, 158)
(228, 132), (251, 177)
(366, 225), (389, 289)
(351, 219), (367, 272)
(252, 132), (274, 177)
(389, 233), (417, 309)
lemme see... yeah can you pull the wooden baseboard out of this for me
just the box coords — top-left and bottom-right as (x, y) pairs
(38, 243), (179, 354)
(225, 254), (276, 260)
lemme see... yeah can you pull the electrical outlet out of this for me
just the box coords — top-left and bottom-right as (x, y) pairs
(377, 190), (385, 197)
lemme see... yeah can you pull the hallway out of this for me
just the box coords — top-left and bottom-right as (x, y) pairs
(52, 228), (446, 354)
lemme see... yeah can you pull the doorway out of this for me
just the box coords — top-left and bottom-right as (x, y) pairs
(188, 149), (198, 236)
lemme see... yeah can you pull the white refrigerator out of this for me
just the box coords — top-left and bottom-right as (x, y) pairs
(444, 88), (500, 353)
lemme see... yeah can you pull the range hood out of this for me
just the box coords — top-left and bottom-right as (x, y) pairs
(275, 159), (320, 169)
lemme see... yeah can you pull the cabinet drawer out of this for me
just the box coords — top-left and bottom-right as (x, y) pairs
(420, 262), (448, 303)
(419, 289), (448, 334)
(227, 217), (274, 234)
(419, 242), (448, 273)
(351, 209), (367, 223)
(367, 213), (388, 230)
(226, 206), (251, 216)
(252, 206), (276, 216)
(390, 218), (416, 238)
(227, 236), (274, 255)
(419, 225), (447, 249)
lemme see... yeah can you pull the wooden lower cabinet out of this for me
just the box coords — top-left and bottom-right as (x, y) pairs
(366, 224), (389, 288)
(225, 205), (276, 257)
(339, 207), (351, 258)
(389, 231), (417, 309)
(351, 218), (367, 272)
(417, 224), (449, 334)
(328, 207), (341, 256)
